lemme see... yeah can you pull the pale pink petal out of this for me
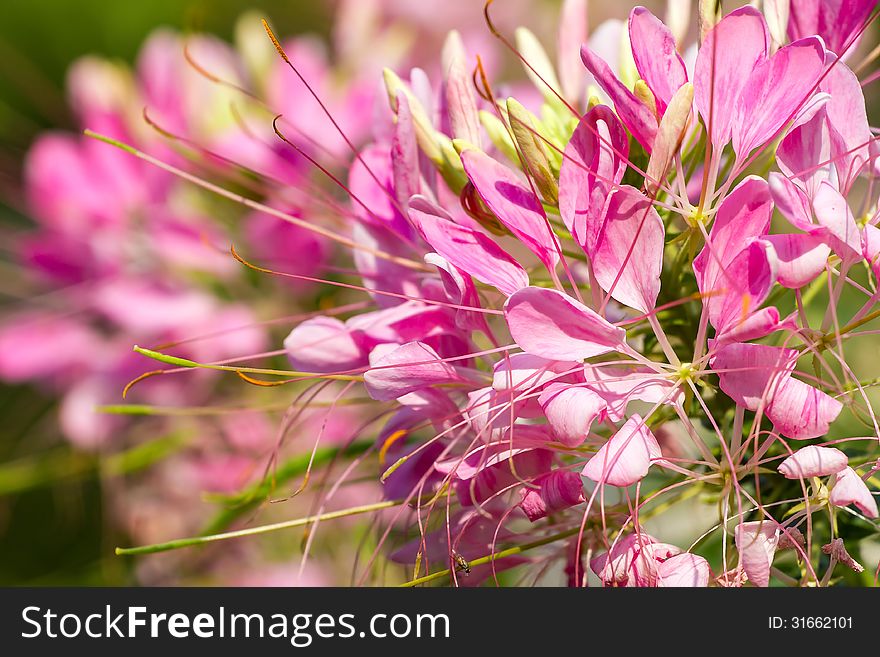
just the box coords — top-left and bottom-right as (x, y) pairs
(733, 36), (826, 159)
(284, 317), (365, 374)
(582, 365), (683, 421)
(777, 109), (831, 197)
(763, 233), (831, 288)
(821, 54), (872, 191)
(409, 196), (529, 295)
(813, 180), (862, 260)
(504, 287), (626, 361)
(460, 149), (560, 272)
(778, 445), (849, 478)
(558, 105), (629, 252)
(766, 377), (843, 440)
(830, 466), (879, 518)
(442, 31), (482, 146)
(629, 6), (688, 115)
(424, 253), (490, 334)
(694, 6), (768, 148)
(582, 414), (662, 487)
(558, 0), (589, 103)
(735, 521), (780, 587)
(519, 470), (585, 521)
(492, 354), (580, 392)
(580, 46), (658, 152)
(538, 383), (607, 446)
(769, 172), (815, 230)
(657, 553), (711, 587)
(364, 341), (460, 401)
(591, 186), (665, 313)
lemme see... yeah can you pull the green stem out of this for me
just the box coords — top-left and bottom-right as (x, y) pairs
(202, 440), (373, 533)
(116, 499), (403, 556)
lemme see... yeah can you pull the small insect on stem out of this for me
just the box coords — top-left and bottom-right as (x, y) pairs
(453, 551), (471, 576)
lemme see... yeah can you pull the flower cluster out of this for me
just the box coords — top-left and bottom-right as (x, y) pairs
(271, 0), (880, 586)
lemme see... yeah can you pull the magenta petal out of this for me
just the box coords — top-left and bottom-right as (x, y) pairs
(582, 414), (662, 487)
(694, 6), (768, 149)
(591, 186), (665, 313)
(364, 341), (460, 401)
(580, 46), (658, 152)
(284, 317), (364, 373)
(763, 233), (831, 288)
(629, 6), (688, 115)
(538, 383), (607, 446)
(424, 253), (491, 334)
(657, 553), (711, 587)
(558, 105), (629, 252)
(583, 365), (683, 421)
(862, 223), (880, 278)
(778, 445), (849, 479)
(460, 149), (560, 272)
(504, 287), (626, 361)
(409, 196), (529, 295)
(735, 521), (779, 587)
(519, 470), (585, 521)
(788, 0), (876, 59)
(829, 467), (879, 518)
(732, 36), (826, 159)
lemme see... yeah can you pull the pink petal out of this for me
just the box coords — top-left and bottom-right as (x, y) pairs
(813, 180), (862, 260)
(629, 6), (688, 116)
(460, 149), (560, 272)
(830, 466), (879, 518)
(492, 354), (580, 393)
(710, 342), (799, 410)
(519, 470), (585, 521)
(821, 54), (873, 191)
(705, 239), (778, 337)
(391, 93), (420, 208)
(558, 105), (629, 252)
(582, 414), (662, 487)
(284, 317), (364, 374)
(763, 233), (831, 288)
(694, 6), (768, 148)
(777, 109), (831, 197)
(657, 553), (711, 587)
(591, 186), (665, 313)
(557, 0), (589, 103)
(538, 383), (607, 446)
(732, 36), (826, 159)
(735, 521), (780, 587)
(364, 341), (460, 401)
(766, 377), (843, 440)
(442, 31), (482, 146)
(580, 46), (658, 152)
(424, 253), (490, 334)
(788, 0), (875, 59)
(504, 287), (626, 361)
(769, 172), (815, 230)
(778, 445), (849, 479)
(409, 196), (529, 295)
